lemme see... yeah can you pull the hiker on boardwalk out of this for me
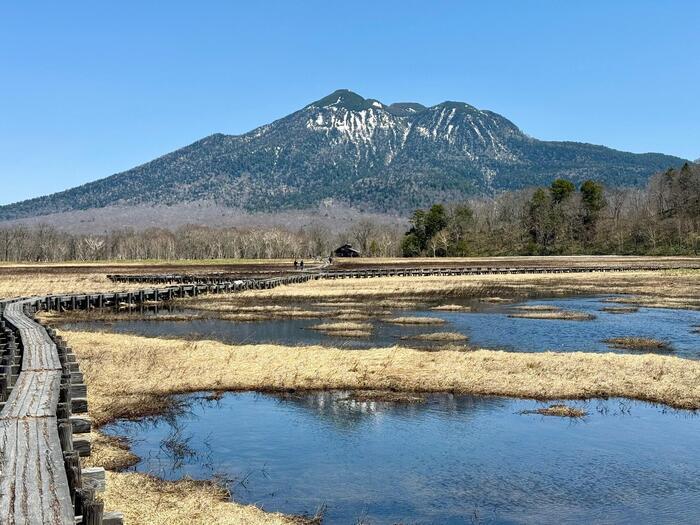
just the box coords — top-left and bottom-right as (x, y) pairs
(300, 260), (304, 270)
(294, 259), (298, 269)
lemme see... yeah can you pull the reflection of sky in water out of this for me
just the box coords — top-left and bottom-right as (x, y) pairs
(66, 295), (700, 358)
(107, 392), (700, 525)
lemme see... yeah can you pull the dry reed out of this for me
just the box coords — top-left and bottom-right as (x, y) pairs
(509, 310), (595, 321)
(384, 316), (446, 325)
(604, 337), (672, 351)
(404, 332), (468, 342)
(522, 404), (587, 418)
(60, 330), (700, 429)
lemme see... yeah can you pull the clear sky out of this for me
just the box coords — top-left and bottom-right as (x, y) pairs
(1, 1), (698, 205)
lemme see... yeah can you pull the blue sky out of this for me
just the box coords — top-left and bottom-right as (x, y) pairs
(1, 1), (698, 205)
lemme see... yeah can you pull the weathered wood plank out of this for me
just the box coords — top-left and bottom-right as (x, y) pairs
(0, 298), (74, 524)
(0, 417), (74, 524)
(0, 370), (61, 419)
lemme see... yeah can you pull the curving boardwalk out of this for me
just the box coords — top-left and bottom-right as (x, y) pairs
(0, 272), (314, 524)
(106, 261), (700, 285)
(0, 299), (73, 524)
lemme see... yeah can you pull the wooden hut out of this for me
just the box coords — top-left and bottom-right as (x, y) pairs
(334, 244), (360, 257)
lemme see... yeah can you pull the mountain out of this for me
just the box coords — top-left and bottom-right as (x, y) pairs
(0, 89), (686, 221)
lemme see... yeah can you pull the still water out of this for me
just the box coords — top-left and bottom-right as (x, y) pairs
(107, 392), (700, 524)
(67, 296), (700, 358)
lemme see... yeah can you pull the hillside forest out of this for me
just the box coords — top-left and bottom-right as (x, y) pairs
(0, 163), (698, 262)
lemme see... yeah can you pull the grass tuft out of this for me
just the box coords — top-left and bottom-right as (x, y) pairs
(522, 404), (587, 418)
(604, 337), (672, 351)
(384, 316), (446, 325)
(509, 310), (595, 321)
(403, 332), (468, 342)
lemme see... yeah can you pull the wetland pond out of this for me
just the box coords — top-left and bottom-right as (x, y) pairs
(66, 295), (700, 358)
(107, 391), (700, 524)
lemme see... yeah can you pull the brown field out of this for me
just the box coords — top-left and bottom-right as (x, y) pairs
(0, 259), (307, 298)
(235, 269), (700, 310)
(61, 330), (700, 428)
(333, 255), (700, 270)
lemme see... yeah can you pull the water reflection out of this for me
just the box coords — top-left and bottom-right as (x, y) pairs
(106, 392), (700, 524)
(64, 295), (700, 359)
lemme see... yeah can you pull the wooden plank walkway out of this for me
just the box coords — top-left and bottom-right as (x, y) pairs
(0, 299), (74, 525)
(106, 262), (700, 285)
(0, 272), (315, 523)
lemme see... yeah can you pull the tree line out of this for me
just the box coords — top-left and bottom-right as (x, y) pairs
(0, 222), (405, 262)
(401, 162), (700, 256)
(0, 163), (697, 262)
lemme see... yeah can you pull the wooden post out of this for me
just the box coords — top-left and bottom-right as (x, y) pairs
(83, 497), (104, 525)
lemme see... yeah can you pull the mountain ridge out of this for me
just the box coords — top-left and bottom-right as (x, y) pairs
(0, 89), (686, 221)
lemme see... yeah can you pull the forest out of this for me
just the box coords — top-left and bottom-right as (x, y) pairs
(0, 163), (697, 262)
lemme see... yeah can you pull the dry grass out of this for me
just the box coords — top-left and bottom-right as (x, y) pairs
(511, 304), (560, 312)
(346, 390), (425, 403)
(604, 337), (672, 352)
(322, 329), (373, 338)
(83, 432), (139, 471)
(61, 330), (700, 428)
(600, 306), (640, 314)
(308, 321), (372, 332)
(602, 295), (700, 310)
(509, 310), (596, 321)
(102, 471), (312, 525)
(0, 270), (143, 298)
(41, 311), (203, 323)
(430, 304), (471, 312)
(384, 316), (446, 325)
(404, 332), (468, 342)
(522, 404), (587, 418)
(238, 269), (700, 308)
(334, 256), (700, 269)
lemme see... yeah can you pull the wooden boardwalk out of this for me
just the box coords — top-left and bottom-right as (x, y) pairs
(0, 272), (313, 523)
(106, 261), (699, 285)
(0, 299), (74, 525)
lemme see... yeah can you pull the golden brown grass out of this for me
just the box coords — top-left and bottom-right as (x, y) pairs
(604, 337), (672, 351)
(308, 321), (373, 332)
(83, 432), (139, 471)
(0, 270), (144, 298)
(41, 311), (204, 323)
(346, 390), (425, 403)
(509, 310), (595, 321)
(238, 269), (700, 308)
(384, 316), (446, 325)
(334, 255), (700, 269)
(603, 295), (700, 310)
(511, 304), (560, 312)
(522, 404), (588, 418)
(404, 332), (468, 342)
(61, 330), (700, 429)
(430, 304), (471, 312)
(600, 306), (640, 314)
(102, 471), (311, 525)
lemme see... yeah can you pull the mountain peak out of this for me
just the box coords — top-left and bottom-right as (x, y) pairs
(309, 89), (383, 111)
(432, 100), (479, 112)
(0, 90), (686, 222)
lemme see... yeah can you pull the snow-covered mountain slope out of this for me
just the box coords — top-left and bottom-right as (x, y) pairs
(0, 89), (686, 220)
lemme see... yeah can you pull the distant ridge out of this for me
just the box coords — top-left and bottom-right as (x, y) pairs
(0, 89), (686, 221)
